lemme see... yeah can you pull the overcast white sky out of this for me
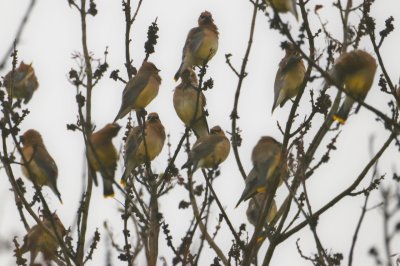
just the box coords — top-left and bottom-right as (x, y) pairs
(1, 0), (400, 265)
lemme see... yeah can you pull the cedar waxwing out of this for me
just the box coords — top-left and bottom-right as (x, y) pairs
(114, 61), (161, 122)
(265, 0), (298, 20)
(173, 68), (209, 138)
(328, 50), (377, 124)
(236, 136), (284, 207)
(246, 193), (277, 227)
(3, 61), (39, 103)
(181, 125), (230, 172)
(87, 123), (121, 197)
(121, 112), (166, 184)
(174, 11), (219, 81)
(20, 129), (62, 203)
(271, 43), (305, 113)
(19, 213), (66, 263)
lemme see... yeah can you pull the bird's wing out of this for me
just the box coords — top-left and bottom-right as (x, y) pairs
(124, 127), (141, 163)
(183, 27), (205, 57)
(191, 135), (223, 159)
(120, 73), (151, 110)
(33, 146), (58, 186)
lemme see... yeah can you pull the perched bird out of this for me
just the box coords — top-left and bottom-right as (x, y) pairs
(19, 213), (66, 264)
(236, 136), (285, 207)
(114, 61), (161, 122)
(181, 125), (230, 172)
(271, 42), (305, 113)
(173, 68), (209, 138)
(246, 193), (277, 227)
(3, 61), (39, 103)
(328, 50), (377, 124)
(20, 129), (62, 203)
(174, 11), (219, 81)
(121, 112), (166, 185)
(265, 0), (298, 20)
(87, 123), (121, 197)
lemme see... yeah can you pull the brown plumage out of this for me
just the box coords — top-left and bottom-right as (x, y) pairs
(3, 61), (39, 103)
(246, 193), (277, 227)
(174, 11), (219, 81)
(121, 112), (166, 185)
(272, 43), (305, 113)
(19, 214), (66, 264)
(266, 0), (298, 20)
(181, 125), (230, 172)
(114, 61), (161, 121)
(173, 68), (209, 138)
(87, 123), (121, 197)
(328, 50), (377, 124)
(20, 129), (62, 203)
(236, 136), (285, 207)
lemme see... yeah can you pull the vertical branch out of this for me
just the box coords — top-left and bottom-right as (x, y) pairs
(230, 0), (259, 180)
(74, 0), (95, 262)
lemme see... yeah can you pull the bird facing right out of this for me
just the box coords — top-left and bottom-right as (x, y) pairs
(181, 125), (230, 173)
(121, 112), (166, 185)
(174, 11), (219, 81)
(114, 61), (161, 122)
(236, 136), (285, 207)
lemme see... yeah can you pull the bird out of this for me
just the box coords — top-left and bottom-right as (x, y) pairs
(87, 123), (121, 197)
(3, 61), (39, 104)
(174, 11), (219, 81)
(20, 129), (62, 203)
(121, 112), (166, 185)
(327, 50), (377, 124)
(19, 213), (66, 264)
(181, 125), (230, 172)
(265, 0), (299, 20)
(173, 68), (209, 138)
(236, 136), (285, 207)
(271, 42), (305, 113)
(114, 61), (161, 122)
(246, 193), (277, 227)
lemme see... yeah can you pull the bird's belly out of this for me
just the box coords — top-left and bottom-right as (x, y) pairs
(194, 35), (218, 64)
(270, 0), (290, 12)
(344, 72), (373, 97)
(134, 78), (160, 109)
(175, 94), (202, 125)
(22, 161), (48, 186)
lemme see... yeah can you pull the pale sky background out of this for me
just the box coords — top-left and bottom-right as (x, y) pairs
(1, 0), (400, 265)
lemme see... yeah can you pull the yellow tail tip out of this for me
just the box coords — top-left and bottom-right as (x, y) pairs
(256, 187), (266, 193)
(332, 115), (346, 125)
(104, 193), (115, 198)
(256, 236), (265, 243)
(120, 179), (126, 187)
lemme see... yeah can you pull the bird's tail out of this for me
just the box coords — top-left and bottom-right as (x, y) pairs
(181, 160), (191, 170)
(333, 96), (355, 124)
(103, 177), (115, 198)
(192, 116), (209, 139)
(289, 0), (299, 21)
(52, 185), (63, 204)
(174, 63), (183, 81)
